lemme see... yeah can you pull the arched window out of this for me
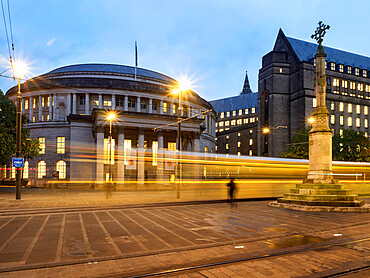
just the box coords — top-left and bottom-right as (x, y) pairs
(37, 161), (46, 179)
(55, 160), (66, 179)
(23, 161), (29, 179)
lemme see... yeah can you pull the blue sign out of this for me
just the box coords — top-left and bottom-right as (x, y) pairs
(12, 158), (24, 168)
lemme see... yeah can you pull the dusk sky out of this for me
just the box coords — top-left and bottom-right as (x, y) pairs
(0, 0), (369, 101)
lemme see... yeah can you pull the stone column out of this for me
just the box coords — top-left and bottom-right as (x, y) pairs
(116, 127), (125, 187)
(21, 98), (25, 115)
(137, 128), (145, 184)
(124, 96), (128, 111)
(49, 95), (53, 120)
(96, 126), (105, 186)
(160, 100), (163, 115)
(136, 96), (141, 112)
(112, 95), (116, 110)
(29, 97), (33, 121)
(67, 94), (72, 116)
(149, 98), (153, 113)
(72, 93), (77, 114)
(85, 93), (89, 115)
(192, 132), (201, 181)
(53, 94), (57, 120)
(188, 106), (191, 118)
(171, 103), (175, 115)
(98, 94), (103, 108)
(157, 131), (164, 182)
(38, 95), (42, 122)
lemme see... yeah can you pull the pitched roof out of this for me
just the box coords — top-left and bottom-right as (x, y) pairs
(209, 92), (258, 113)
(284, 35), (370, 70)
(47, 63), (176, 83)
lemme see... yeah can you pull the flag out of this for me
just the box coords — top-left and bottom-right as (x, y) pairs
(126, 148), (137, 170)
(165, 150), (175, 171)
(135, 41), (138, 80)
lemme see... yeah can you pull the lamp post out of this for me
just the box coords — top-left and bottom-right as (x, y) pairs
(172, 88), (182, 199)
(107, 112), (116, 182)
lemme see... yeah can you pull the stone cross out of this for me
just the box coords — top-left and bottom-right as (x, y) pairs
(311, 21), (330, 46)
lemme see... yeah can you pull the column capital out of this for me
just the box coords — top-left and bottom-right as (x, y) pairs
(96, 125), (105, 133)
(117, 126), (125, 134)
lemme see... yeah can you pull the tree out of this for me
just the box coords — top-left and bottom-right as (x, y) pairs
(280, 129), (370, 162)
(280, 129), (309, 159)
(332, 130), (370, 162)
(0, 91), (39, 166)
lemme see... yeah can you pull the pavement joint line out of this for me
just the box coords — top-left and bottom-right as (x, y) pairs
(54, 213), (66, 262)
(0, 216), (33, 253)
(0, 226), (369, 274)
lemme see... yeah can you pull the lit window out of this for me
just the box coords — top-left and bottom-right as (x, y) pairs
(232, 110), (236, 116)
(226, 111), (230, 117)
(365, 106), (368, 115)
(249, 139), (253, 145)
(226, 135), (229, 139)
(365, 119), (368, 128)
(204, 146), (208, 153)
(340, 129), (343, 136)
(347, 117), (352, 127)
(41, 115), (44, 121)
(313, 98), (317, 108)
(231, 120), (236, 126)
(33, 98), (36, 109)
(363, 70), (367, 78)
(330, 102), (335, 110)
(37, 161), (46, 179)
(163, 102), (167, 113)
(250, 117), (255, 123)
(42, 97), (45, 107)
(249, 150), (252, 156)
(173, 104), (177, 114)
(226, 144), (229, 150)
(330, 115), (335, 124)
(238, 133), (241, 137)
(238, 109), (242, 116)
(168, 142), (176, 151)
(355, 68), (359, 76)
(347, 66), (352, 74)
(91, 97), (99, 106)
(104, 138), (115, 164)
(339, 64), (344, 72)
(334, 90), (339, 94)
(55, 160), (66, 179)
(250, 130), (253, 133)
(219, 122), (224, 127)
(47, 96), (50, 107)
(25, 100), (29, 110)
(47, 114), (50, 121)
(225, 121), (229, 126)
(356, 118), (360, 128)
(348, 103), (352, 113)
(356, 105), (361, 114)
(215, 146), (218, 151)
(339, 102), (344, 112)
(39, 137), (45, 154)
(333, 78), (339, 86)
(358, 84), (363, 91)
(365, 132), (368, 138)
(251, 107), (256, 113)
(237, 119), (242, 125)
(220, 112), (224, 118)
(219, 129), (223, 132)
(366, 85), (370, 93)
(11, 166), (15, 179)
(342, 80), (348, 88)
(32, 116), (35, 122)
(57, 137), (65, 154)
(103, 97), (112, 107)
(237, 152), (241, 156)
(243, 118), (249, 124)
(152, 141), (158, 166)
(23, 161), (29, 179)
(237, 141), (241, 148)
(350, 82), (355, 90)
(340, 116), (344, 125)
(331, 63), (335, 71)
(245, 108), (249, 114)
(215, 122), (218, 127)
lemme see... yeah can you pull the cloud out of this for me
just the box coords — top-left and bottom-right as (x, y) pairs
(46, 38), (56, 47)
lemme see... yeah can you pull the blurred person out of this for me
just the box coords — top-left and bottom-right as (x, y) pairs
(226, 178), (237, 207)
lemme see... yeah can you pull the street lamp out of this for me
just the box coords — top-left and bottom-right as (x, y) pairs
(13, 61), (28, 200)
(172, 79), (191, 198)
(107, 112), (116, 182)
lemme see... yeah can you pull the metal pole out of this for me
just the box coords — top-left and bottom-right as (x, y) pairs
(176, 90), (182, 198)
(16, 76), (22, 200)
(109, 119), (112, 182)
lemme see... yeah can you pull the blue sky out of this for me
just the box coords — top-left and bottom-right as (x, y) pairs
(0, 0), (369, 101)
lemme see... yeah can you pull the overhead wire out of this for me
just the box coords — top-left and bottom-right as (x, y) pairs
(6, 0), (15, 61)
(0, 0), (15, 79)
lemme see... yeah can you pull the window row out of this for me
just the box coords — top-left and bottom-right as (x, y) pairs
(321, 61), (368, 77)
(219, 107), (256, 119)
(10, 160), (66, 179)
(330, 115), (369, 128)
(216, 117), (258, 130)
(38, 137), (65, 154)
(312, 99), (369, 115)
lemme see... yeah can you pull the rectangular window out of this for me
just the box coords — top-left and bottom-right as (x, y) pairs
(47, 96), (50, 107)
(140, 102), (147, 109)
(163, 102), (167, 113)
(249, 139), (253, 145)
(237, 141), (241, 148)
(333, 78), (339, 86)
(365, 119), (368, 128)
(116, 97), (123, 107)
(219, 122), (224, 127)
(251, 107), (256, 113)
(355, 68), (359, 75)
(226, 111), (230, 117)
(41, 115), (44, 121)
(238, 109), (242, 116)
(225, 144), (229, 150)
(243, 118), (248, 124)
(168, 142), (176, 151)
(342, 80), (348, 88)
(104, 138), (115, 164)
(330, 115), (335, 124)
(225, 121), (229, 126)
(365, 106), (368, 115)
(348, 103), (352, 113)
(339, 102), (344, 112)
(39, 137), (45, 154)
(356, 118), (360, 127)
(347, 66), (352, 74)
(237, 119), (242, 125)
(152, 102), (157, 110)
(231, 120), (236, 126)
(25, 99), (29, 110)
(220, 112), (224, 118)
(358, 84), (364, 91)
(172, 104), (176, 114)
(363, 70), (367, 78)
(91, 97), (99, 106)
(57, 137), (65, 154)
(350, 82), (355, 90)
(340, 116), (344, 125)
(103, 97), (112, 107)
(42, 97), (45, 107)
(245, 108), (249, 114)
(249, 150), (252, 156)
(32, 116), (35, 122)
(339, 64), (344, 72)
(330, 102), (335, 111)
(356, 105), (361, 114)
(47, 114), (50, 121)
(128, 99), (136, 108)
(347, 117), (352, 127)
(331, 63), (335, 71)
(313, 98), (317, 108)
(79, 95), (86, 105)
(152, 141), (158, 166)
(231, 110), (236, 117)
(33, 98), (36, 109)
(366, 85), (370, 93)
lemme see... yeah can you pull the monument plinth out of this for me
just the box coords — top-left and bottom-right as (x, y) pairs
(270, 22), (368, 212)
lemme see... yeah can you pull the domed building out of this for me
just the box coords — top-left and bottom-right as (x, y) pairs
(6, 64), (216, 186)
